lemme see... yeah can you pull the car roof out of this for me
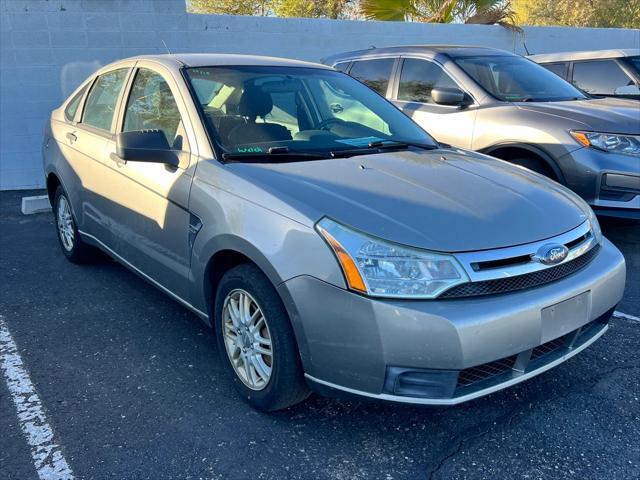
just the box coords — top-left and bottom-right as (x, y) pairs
(103, 53), (332, 71)
(323, 45), (516, 65)
(529, 49), (640, 63)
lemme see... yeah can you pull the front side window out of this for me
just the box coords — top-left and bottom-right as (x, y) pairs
(541, 62), (568, 79)
(348, 58), (395, 96)
(123, 68), (185, 149)
(82, 68), (128, 131)
(397, 59), (458, 104)
(455, 55), (586, 102)
(64, 85), (88, 122)
(185, 66), (437, 159)
(572, 60), (634, 95)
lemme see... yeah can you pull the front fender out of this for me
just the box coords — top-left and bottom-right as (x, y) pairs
(187, 177), (346, 318)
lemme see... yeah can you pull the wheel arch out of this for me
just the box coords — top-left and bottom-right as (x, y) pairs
(46, 172), (62, 206)
(199, 238), (312, 373)
(199, 235), (284, 327)
(481, 143), (566, 184)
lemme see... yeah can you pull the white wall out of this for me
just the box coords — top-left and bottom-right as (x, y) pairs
(1, 0), (639, 190)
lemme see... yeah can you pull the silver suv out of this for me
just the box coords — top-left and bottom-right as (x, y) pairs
(44, 54), (625, 411)
(324, 46), (640, 219)
(529, 49), (640, 99)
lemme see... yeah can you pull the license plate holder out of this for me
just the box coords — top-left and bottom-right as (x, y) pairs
(541, 291), (591, 343)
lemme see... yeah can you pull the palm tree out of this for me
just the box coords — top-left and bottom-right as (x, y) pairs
(360, 0), (519, 28)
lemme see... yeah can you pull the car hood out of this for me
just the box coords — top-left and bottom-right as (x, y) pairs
(229, 149), (589, 252)
(516, 97), (640, 134)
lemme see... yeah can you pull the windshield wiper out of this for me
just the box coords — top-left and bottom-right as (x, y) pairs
(331, 140), (437, 159)
(222, 146), (329, 163)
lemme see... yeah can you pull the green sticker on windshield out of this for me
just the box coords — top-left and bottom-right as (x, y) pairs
(236, 146), (264, 153)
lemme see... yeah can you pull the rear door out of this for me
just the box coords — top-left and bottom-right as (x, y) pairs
(391, 57), (477, 148)
(63, 67), (132, 246)
(104, 63), (197, 299)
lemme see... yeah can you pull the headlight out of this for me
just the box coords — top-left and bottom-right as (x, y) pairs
(587, 206), (603, 245)
(571, 131), (640, 156)
(316, 218), (469, 299)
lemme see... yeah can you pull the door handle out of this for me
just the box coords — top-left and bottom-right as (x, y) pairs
(66, 132), (77, 143)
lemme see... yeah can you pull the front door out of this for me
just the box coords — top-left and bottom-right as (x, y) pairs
(391, 58), (478, 149)
(103, 65), (196, 300)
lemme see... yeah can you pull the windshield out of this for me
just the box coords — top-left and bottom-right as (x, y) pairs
(455, 55), (588, 102)
(185, 66), (437, 160)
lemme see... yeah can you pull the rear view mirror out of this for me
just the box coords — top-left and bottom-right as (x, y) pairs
(432, 87), (469, 107)
(116, 130), (178, 166)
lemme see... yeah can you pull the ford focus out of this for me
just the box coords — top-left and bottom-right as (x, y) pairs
(43, 54), (626, 411)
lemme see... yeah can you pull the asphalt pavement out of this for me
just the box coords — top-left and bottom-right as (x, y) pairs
(1, 190), (638, 480)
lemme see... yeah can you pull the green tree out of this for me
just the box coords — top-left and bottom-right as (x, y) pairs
(272, 0), (353, 19)
(514, 0), (640, 28)
(188, 0), (268, 15)
(359, 0), (519, 28)
(187, 0), (353, 17)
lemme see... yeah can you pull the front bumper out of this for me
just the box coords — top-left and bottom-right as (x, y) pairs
(277, 238), (625, 405)
(563, 147), (640, 218)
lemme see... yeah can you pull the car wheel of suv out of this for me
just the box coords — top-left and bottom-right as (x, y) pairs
(511, 157), (556, 180)
(53, 186), (94, 263)
(214, 263), (310, 411)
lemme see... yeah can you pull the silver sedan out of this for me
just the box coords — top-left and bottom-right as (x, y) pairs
(43, 54), (625, 411)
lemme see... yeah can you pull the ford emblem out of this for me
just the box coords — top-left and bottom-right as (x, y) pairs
(535, 244), (569, 265)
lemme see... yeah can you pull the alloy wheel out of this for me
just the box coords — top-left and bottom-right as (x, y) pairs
(57, 195), (75, 251)
(222, 289), (273, 390)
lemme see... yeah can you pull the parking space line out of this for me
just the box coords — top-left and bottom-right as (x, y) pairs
(0, 315), (74, 480)
(614, 311), (640, 323)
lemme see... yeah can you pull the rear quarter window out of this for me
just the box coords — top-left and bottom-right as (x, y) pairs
(64, 85), (88, 122)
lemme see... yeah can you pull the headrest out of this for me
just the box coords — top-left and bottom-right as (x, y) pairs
(238, 85), (273, 119)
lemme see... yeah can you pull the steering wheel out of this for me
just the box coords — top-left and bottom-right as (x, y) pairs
(317, 117), (346, 131)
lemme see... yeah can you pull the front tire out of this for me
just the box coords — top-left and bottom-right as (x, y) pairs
(214, 264), (310, 411)
(53, 186), (94, 263)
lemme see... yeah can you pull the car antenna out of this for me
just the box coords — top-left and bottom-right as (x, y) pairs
(522, 41), (531, 56)
(161, 39), (172, 55)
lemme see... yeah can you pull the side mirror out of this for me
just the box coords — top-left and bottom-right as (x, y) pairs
(116, 130), (178, 166)
(432, 87), (469, 107)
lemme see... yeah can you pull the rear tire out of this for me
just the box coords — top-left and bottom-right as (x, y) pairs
(214, 263), (310, 411)
(53, 186), (94, 263)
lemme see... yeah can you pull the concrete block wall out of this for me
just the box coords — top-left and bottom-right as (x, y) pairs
(1, 0), (639, 189)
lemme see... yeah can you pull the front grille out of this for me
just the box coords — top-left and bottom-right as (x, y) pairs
(457, 355), (516, 387)
(530, 335), (568, 360)
(441, 245), (600, 299)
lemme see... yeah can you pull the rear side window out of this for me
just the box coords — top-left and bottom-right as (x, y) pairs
(541, 62), (568, 79)
(348, 58), (395, 96)
(397, 58), (458, 104)
(123, 68), (185, 148)
(64, 85), (87, 122)
(572, 60), (633, 95)
(82, 68), (129, 131)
